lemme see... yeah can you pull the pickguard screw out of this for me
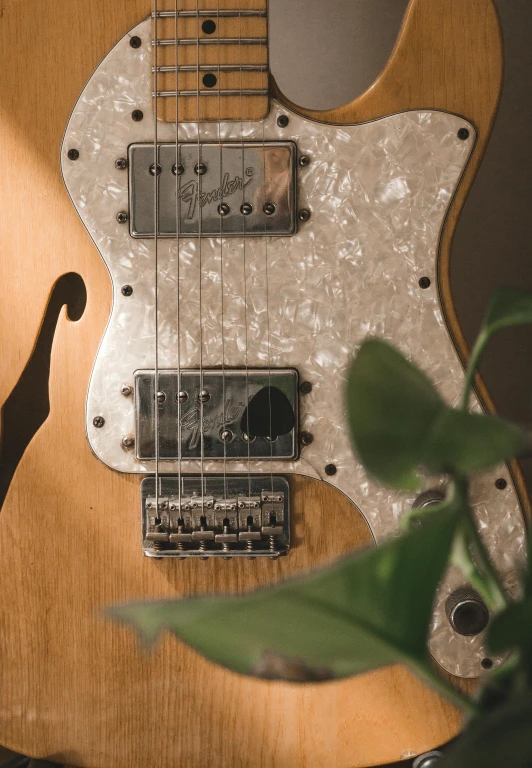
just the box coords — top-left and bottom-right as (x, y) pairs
(263, 202), (276, 216)
(93, 416), (105, 428)
(325, 464), (337, 476)
(67, 148), (79, 161)
(419, 276), (431, 289)
(121, 285), (133, 296)
(199, 389), (211, 403)
(122, 435), (135, 449)
(300, 381), (312, 395)
(298, 209), (311, 222)
(457, 128), (470, 140)
(130, 36), (142, 49)
(299, 155), (311, 167)
(218, 203), (230, 216)
(157, 391), (166, 404)
(117, 211), (129, 224)
(495, 478), (508, 490)
(115, 157), (127, 170)
(481, 657), (493, 669)
(177, 391), (188, 404)
(301, 432), (314, 446)
(241, 202), (253, 215)
(277, 115), (289, 128)
(121, 384), (133, 397)
(149, 163), (162, 176)
(194, 162), (207, 175)
(172, 163), (184, 176)
(132, 109), (144, 122)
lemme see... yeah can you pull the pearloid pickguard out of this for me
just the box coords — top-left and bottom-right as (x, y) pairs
(61, 16), (526, 677)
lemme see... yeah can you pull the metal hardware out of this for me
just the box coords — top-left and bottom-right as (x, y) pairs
(413, 753), (443, 768)
(298, 155), (311, 167)
(129, 142), (297, 238)
(300, 381), (312, 395)
(153, 10), (268, 17)
(93, 416), (105, 428)
(149, 163), (162, 176)
(134, 369), (298, 461)
(300, 431), (313, 446)
(154, 64), (268, 73)
(115, 157), (128, 170)
(277, 115), (289, 128)
(298, 209), (311, 222)
(457, 128), (470, 140)
(67, 148), (79, 161)
(496, 477), (508, 490)
(131, 109), (144, 121)
(220, 429), (233, 442)
(241, 202), (253, 215)
(446, 587), (489, 636)
(121, 384), (133, 397)
(121, 285), (133, 296)
(418, 276), (431, 289)
(177, 390), (188, 403)
(122, 435), (135, 449)
(172, 163), (184, 176)
(116, 211), (128, 224)
(481, 657), (493, 669)
(156, 391), (166, 404)
(325, 464), (337, 476)
(129, 35), (142, 49)
(154, 89), (269, 98)
(142, 476), (290, 558)
(218, 203), (230, 216)
(413, 489), (445, 508)
(153, 37), (267, 46)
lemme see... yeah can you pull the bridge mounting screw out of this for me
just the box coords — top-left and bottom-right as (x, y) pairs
(218, 203), (230, 216)
(300, 381), (312, 395)
(121, 284), (133, 296)
(325, 464), (337, 476)
(194, 162), (208, 175)
(115, 157), (127, 170)
(117, 211), (129, 224)
(93, 416), (105, 428)
(132, 109), (144, 122)
(495, 478), (508, 490)
(172, 163), (184, 176)
(299, 155), (311, 167)
(298, 209), (311, 222)
(121, 384), (133, 397)
(418, 276), (431, 289)
(277, 114), (289, 128)
(130, 35), (142, 49)
(457, 127), (470, 140)
(67, 148), (79, 161)
(300, 431), (314, 447)
(122, 435), (135, 449)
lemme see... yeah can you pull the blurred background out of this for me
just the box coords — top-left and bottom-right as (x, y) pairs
(269, 0), (532, 494)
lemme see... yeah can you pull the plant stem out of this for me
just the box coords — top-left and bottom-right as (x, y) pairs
(464, 510), (508, 613)
(460, 329), (489, 411)
(413, 660), (480, 716)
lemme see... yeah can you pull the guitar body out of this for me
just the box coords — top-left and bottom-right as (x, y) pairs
(0, 0), (527, 766)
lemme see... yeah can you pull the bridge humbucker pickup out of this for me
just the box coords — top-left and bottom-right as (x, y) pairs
(142, 475), (290, 558)
(128, 141), (297, 237)
(134, 368), (299, 461)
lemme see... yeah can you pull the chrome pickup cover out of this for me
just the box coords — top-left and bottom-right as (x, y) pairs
(129, 141), (297, 237)
(134, 368), (299, 460)
(142, 475), (290, 558)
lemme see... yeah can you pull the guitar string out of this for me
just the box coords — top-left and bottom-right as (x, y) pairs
(154, 0), (161, 523)
(174, 0), (182, 532)
(196, 0), (206, 521)
(239, 0), (253, 513)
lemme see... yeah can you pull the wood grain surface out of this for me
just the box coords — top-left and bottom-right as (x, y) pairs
(0, 0), (518, 765)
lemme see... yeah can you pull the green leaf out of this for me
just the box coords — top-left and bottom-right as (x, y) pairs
(424, 410), (525, 474)
(489, 600), (532, 654)
(482, 288), (532, 336)
(442, 693), (532, 768)
(110, 507), (460, 686)
(346, 339), (445, 490)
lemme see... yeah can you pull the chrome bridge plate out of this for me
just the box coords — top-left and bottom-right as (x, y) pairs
(134, 368), (299, 460)
(128, 141), (297, 237)
(142, 475), (290, 558)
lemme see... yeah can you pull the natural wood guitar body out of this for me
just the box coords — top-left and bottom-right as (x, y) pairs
(0, 0), (525, 766)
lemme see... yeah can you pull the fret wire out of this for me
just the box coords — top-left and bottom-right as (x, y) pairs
(153, 9), (267, 17)
(153, 89), (268, 97)
(153, 64), (267, 72)
(153, 37), (267, 45)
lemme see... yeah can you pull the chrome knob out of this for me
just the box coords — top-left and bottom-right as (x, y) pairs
(412, 489), (445, 508)
(446, 587), (489, 636)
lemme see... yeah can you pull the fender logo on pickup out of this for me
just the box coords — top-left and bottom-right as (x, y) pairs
(180, 171), (253, 220)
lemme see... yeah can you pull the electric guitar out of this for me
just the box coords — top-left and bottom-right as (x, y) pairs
(0, 0), (528, 765)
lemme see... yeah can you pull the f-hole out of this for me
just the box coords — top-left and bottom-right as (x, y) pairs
(0, 272), (87, 509)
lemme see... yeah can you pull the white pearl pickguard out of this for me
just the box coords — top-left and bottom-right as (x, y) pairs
(61, 16), (526, 678)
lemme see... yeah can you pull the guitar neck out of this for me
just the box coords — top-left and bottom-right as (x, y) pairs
(153, 0), (269, 122)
